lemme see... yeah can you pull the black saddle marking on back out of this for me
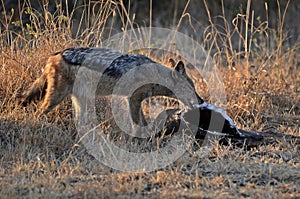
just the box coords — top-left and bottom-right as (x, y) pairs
(103, 54), (155, 78)
(61, 48), (93, 65)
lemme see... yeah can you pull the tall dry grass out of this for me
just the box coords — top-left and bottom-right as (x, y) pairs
(0, 0), (299, 198)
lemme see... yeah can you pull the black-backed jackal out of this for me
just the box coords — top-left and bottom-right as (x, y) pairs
(20, 48), (204, 126)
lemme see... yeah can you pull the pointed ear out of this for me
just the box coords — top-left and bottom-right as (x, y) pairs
(167, 58), (176, 68)
(174, 61), (186, 75)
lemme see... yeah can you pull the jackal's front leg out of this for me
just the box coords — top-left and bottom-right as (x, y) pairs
(129, 84), (175, 126)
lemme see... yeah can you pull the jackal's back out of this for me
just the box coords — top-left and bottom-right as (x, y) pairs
(61, 48), (156, 78)
(62, 48), (123, 72)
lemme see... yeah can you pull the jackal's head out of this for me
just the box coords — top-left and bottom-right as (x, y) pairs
(167, 58), (204, 105)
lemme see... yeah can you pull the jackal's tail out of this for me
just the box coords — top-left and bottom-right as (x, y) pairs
(19, 72), (47, 106)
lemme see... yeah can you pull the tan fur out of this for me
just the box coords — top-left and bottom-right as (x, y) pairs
(167, 58), (176, 68)
(26, 54), (76, 114)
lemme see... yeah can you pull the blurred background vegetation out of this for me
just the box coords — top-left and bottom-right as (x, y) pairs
(1, 0), (299, 45)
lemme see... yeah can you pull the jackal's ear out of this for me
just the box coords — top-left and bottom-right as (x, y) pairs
(167, 58), (176, 68)
(174, 61), (186, 75)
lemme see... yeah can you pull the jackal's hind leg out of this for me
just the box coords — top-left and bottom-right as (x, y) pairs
(40, 72), (72, 114)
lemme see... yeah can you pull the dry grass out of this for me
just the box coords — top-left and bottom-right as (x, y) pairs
(0, 0), (299, 198)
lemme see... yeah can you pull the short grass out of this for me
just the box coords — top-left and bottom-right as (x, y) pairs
(0, 1), (299, 198)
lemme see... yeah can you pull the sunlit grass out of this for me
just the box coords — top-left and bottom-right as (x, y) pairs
(0, 0), (299, 198)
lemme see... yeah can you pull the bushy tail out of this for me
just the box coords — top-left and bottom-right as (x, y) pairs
(19, 72), (47, 106)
